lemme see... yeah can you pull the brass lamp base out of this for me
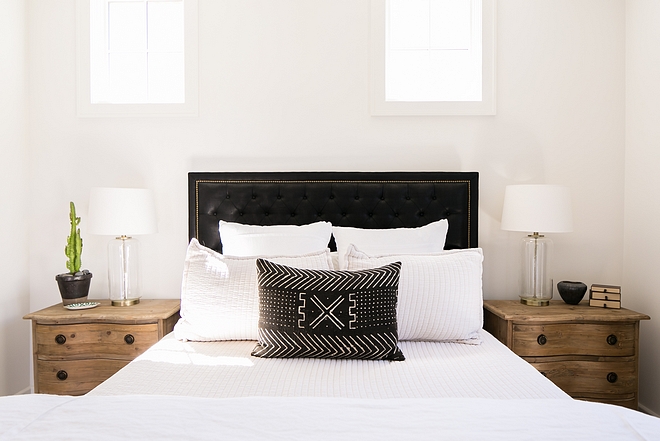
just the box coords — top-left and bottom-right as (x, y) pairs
(520, 297), (550, 307)
(111, 298), (140, 307)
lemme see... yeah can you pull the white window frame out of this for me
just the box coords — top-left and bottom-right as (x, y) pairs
(76, 0), (199, 117)
(370, 0), (496, 116)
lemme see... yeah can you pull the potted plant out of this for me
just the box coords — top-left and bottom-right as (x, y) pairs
(55, 202), (93, 305)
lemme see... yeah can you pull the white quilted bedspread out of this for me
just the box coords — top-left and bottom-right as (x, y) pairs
(89, 330), (566, 399)
(7, 329), (659, 440)
(2, 394), (659, 440)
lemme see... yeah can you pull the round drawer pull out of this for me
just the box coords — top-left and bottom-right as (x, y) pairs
(56, 370), (68, 381)
(124, 334), (135, 345)
(607, 334), (618, 346)
(55, 334), (66, 345)
(537, 334), (547, 345)
(607, 372), (618, 383)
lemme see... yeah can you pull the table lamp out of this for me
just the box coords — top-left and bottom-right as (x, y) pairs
(88, 187), (157, 306)
(501, 185), (573, 306)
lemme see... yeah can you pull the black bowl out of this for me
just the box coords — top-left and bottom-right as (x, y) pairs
(557, 281), (587, 305)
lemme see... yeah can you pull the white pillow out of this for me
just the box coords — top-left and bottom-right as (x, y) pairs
(174, 238), (333, 341)
(330, 251), (340, 270)
(332, 219), (449, 269)
(345, 244), (483, 343)
(220, 221), (332, 257)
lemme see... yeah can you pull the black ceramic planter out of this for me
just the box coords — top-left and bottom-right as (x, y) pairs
(557, 281), (587, 305)
(56, 271), (93, 305)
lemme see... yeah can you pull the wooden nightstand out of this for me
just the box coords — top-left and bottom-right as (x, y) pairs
(483, 300), (649, 410)
(24, 299), (180, 395)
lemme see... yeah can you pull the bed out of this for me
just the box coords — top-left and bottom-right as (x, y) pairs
(3, 171), (659, 440)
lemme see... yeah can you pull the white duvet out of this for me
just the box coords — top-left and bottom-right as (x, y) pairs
(90, 330), (567, 399)
(2, 394), (659, 440)
(7, 330), (660, 440)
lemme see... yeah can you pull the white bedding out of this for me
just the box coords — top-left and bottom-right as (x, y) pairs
(89, 330), (566, 399)
(2, 394), (659, 440)
(10, 181), (659, 439)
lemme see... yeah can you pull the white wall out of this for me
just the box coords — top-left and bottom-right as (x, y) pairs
(0, 0), (31, 395)
(18, 0), (641, 407)
(26, 0), (626, 305)
(624, 0), (660, 416)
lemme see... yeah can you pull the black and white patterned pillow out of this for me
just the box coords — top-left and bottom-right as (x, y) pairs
(252, 259), (405, 361)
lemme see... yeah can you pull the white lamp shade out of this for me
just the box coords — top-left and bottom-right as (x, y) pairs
(88, 187), (157, 236)
(501, 185), (573, 233)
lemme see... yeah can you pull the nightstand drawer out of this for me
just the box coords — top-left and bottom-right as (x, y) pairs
(36, 359), (129, 395)
(529, 359), (637, 399)
(512, 323), (635, 357)
(36, 323), (159, 360)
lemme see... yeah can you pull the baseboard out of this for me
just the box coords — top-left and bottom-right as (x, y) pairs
(638, 403), (660, 418)
(14, 386), (31, 395)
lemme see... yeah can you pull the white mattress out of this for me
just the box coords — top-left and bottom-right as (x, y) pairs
(89, 329), (568, 399)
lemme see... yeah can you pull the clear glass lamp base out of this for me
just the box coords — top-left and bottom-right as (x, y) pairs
(520, 297), (550, 307)
(519, 233), (553, 307)
(108, 236), (142, 307)
(111, 297), (141, 306)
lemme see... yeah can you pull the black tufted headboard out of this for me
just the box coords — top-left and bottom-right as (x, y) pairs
(189, 171), (478, 253)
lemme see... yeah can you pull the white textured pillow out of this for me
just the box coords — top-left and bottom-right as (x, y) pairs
(332, 220), (449, 269)
(345, 244), (483, 343)
(330, 251), (340, 270)
(220, 221), (332, 256)
(174, 238), (333, 341)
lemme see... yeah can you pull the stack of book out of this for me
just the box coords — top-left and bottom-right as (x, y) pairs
(589, 284), (621, 309)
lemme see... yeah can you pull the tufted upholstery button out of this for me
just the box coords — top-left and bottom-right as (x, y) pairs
(432, 196), (437, 200)
(303, 195), (308, 200)
(264, 212), (269, 216)
(342, 212), (347, 217)
(406, 196), (411, 200)
(277, 195), (282, 199)
(239, 212), (243, 216)
(291, 213), (295, 217)
(226, 195), (230, 199)
(380, 196), (385, 200)
(212, 212), (217, 216)
(368, 213), (373, 217)
(252, 195), (256, 200)
(394, 212), (399, 217)
(317, 212), (322, 217)
(330, 195), (335, 199)
(419, 211), (425, 217)
(354, 195), (360, 200)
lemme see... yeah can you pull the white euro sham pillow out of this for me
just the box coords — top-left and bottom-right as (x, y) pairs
(330, 251), (340, 270)
(345, 244), (483, 343)
(220, 220), (332, 257)
(332, 219), (449, 269)
(174, 238), (333, 341)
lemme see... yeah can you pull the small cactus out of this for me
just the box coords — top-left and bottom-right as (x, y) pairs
(65, 202), (83, 274)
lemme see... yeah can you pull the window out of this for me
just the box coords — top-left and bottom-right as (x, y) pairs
(386, 0), (481, 102)
(370, 0), (496, 115)
(77, 0), (198, 116)
(91, 0), (185, 104)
